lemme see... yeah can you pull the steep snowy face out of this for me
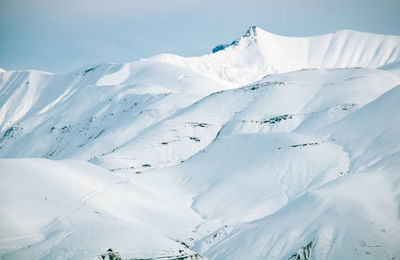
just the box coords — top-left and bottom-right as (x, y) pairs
(153, 26), (400, 86)
(1, 27), (400, 260)
(0, 61), (228, 165)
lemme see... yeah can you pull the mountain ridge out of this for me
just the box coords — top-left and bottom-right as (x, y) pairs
(151, 26), (400, 86)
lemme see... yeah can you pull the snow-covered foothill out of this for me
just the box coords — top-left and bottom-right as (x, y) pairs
(0, 158), (204, 259)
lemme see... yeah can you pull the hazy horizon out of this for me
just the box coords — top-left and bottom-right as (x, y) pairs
(1, 0), (400, 72)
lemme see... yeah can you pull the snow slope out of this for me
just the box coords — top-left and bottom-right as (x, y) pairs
(198, 84), (400, 259)
(1, 26), (400, 259)
(0, 61), (227, 168)
(0, 158), (203, 259)
(204, 169), (400, 260)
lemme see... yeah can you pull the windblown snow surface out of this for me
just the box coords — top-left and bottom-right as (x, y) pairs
(1, 26), (400, 260)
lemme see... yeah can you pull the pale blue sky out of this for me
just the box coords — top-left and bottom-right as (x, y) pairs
(1, 0), (400, 72)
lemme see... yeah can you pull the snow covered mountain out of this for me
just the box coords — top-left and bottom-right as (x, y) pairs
(1, 26), (400, 259)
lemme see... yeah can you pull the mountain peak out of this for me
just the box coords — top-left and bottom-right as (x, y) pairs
(243, 25), (258, 38)
(212, 25), (259, 53)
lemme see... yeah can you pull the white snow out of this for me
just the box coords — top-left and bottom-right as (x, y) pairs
(1, 26), (400, 259)
(152, 27), (400, 86)
(0, 158), (202, 259)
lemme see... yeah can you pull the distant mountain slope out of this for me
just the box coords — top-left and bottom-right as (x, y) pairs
(153, 26), (400, 86)
(0, 61), (227, 165)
